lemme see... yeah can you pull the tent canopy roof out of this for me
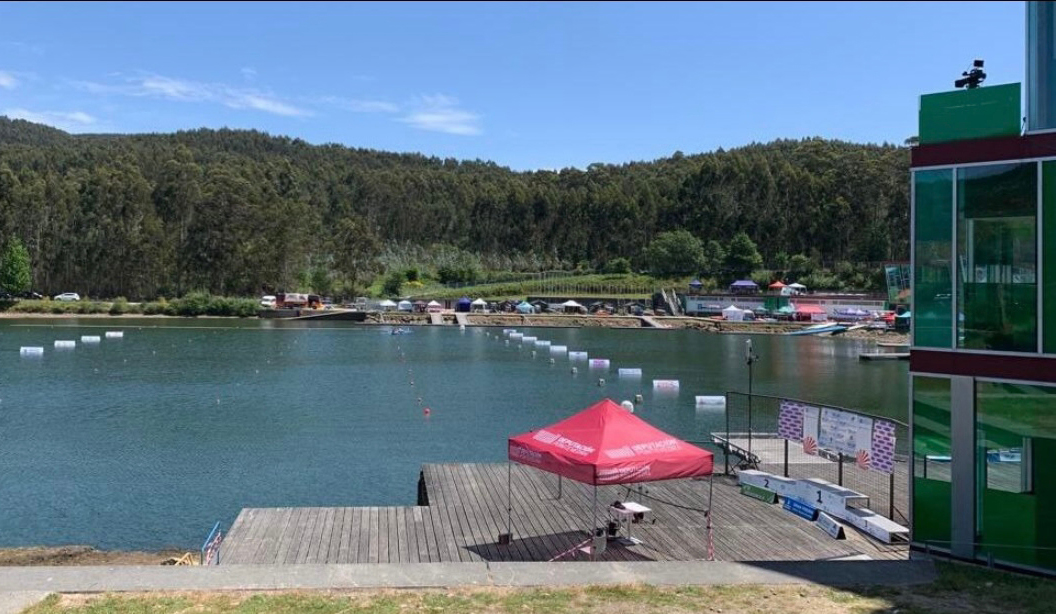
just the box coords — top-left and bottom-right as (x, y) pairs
(788, 283), (807, 289)
(471, 298), (488, 305)
(688, 279), (703, 287)
(768, 281), (786, 288)
(427, 300), (442, 306)
(457, 297), (472, 304)
(795, 304), (826, 314)
(508, 399), (714, 485)
(730, 280), (758, 287)
(561, 300), (584, 308)
(378, 299), (397, 307)
(397, 300), (413, 305)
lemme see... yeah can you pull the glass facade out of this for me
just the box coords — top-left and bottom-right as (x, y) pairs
(1028, 1), (1056, 132)
(1045, 162), (1056, 354)
(913, 376), (952, 546)
(975, 382), (1056, 569)
(913, 170), (954, 348)
(956, 163), (1037, 352)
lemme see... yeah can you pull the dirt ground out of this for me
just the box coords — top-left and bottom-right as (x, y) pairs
(0, 546), (189, 566)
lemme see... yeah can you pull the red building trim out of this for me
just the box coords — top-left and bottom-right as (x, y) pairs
(911, 350), (1056, 384)
(911, 131), (1056, 168)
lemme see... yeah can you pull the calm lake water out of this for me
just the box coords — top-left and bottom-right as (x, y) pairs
(0, 318), (907, 550)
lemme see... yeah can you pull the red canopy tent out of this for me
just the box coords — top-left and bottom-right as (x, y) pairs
(506, 399), (715, 559)
(768, 281), (786, 289)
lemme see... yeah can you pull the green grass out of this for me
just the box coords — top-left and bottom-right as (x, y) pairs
(372, 273), (672, 300)
(22, 562), (1056, 614)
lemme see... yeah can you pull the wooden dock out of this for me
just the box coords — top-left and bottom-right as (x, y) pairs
(221, 463), (907, 564)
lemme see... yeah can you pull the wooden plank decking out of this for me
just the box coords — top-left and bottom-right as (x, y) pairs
(221, 463), (908, 564)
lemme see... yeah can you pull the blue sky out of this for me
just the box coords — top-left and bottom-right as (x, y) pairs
(0, 1), (1025, 170)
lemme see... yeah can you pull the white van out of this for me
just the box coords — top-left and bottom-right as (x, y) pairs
(260, 295), (277, 309)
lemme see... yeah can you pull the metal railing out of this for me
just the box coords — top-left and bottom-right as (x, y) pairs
(200, 521), (223, 566)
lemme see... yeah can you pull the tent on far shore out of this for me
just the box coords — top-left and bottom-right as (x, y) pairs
(426, 300), (443, 313)
(378, 299), (397, 311)
(471, 298), (489, 312)
(516, 301), (535, 314)
(397, 300), (413, 312)
(561, 299), (586, 314)
(794, 303), (827, 322)
(729, 280), (759, 295)
(456, 297), (473, 313)
(722, 305), (745, 321)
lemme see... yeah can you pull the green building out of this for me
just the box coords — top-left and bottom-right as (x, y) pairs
(910, 1), (1056, 573)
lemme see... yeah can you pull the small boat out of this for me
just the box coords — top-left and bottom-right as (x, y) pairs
(787, 322), (847, 336)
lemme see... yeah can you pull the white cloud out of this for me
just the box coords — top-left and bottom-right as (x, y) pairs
(4, 108), (96, 131)
(0, 71), (17, 89)
(75, 73), (310, 117)
(399, 94), (482, 136)
(319, 96), (399, 114)
(226, 92), (305, 117)
(241, 67), (257, 81)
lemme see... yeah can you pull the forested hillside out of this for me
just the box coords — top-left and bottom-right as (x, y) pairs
(0, 117), (909, 299)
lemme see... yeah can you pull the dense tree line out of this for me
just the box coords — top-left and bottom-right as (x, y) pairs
(0, 117), (909, 299)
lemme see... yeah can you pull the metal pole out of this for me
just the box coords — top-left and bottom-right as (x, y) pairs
(707, 475), (715, 561)
(837, 452), (844, 486)
(591, 483), (598, 561)
(746, 340), (754, 455)
(507, 461), (513, 536)
(889, 470), (895, 519)
(724, 393), (730, 475)
(783, 439), (789, 477)
(558, 475), (563, 499)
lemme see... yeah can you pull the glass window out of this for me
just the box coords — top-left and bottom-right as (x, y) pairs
(1028, 0), (1056, 132)
(913, 170), (954, 348)
(956, 163), (1037, 352)
(975, 382), (1056, 570)
(1044, 162), (1056, 354)
(913, 376), (952, 546)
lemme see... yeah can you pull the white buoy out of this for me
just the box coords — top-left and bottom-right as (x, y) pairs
(531, 350), (537, 357)
(20, 346), (44, 356)
(571, 367), (578, 375)
(549, 358), (555, 364)
(105, 331), (124, 339)
(598, 378), (605, 386)
(621, 400), (635, 412)
(460, 324), (466, 331)
(618, 368), (642, 377)
(695, 396), (726, 409)
(81, 335), (101, 344)
(54, 340), (76, 349)
(634, 394), (644, 404)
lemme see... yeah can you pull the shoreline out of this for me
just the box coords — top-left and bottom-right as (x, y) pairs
(0, 311), (910, 343)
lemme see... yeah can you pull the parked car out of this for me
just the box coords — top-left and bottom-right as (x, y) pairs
(260, 295), (277, 309)
(53, 292), (81, 301)
(19, 291), (43, 299)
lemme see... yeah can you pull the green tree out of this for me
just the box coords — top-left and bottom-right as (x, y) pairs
(725, 232), (763, 278)
(0, 237), (32, 294)
(333, 216), (381, 298)
(771, 251), (790, 272)
(701, 240), (726, 276)
(602, 257), (632, 274)
(382, 270), (404, 297)
(643, 230), (704, 277)
(789, 253), (814, 279)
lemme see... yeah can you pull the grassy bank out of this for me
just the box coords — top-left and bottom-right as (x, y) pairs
(0, 293), (259, 318)
(391, 273), (662, 301)
(22, 563), (1056, 614)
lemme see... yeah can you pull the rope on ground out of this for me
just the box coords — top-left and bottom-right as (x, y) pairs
(548, 537), (592, 562)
